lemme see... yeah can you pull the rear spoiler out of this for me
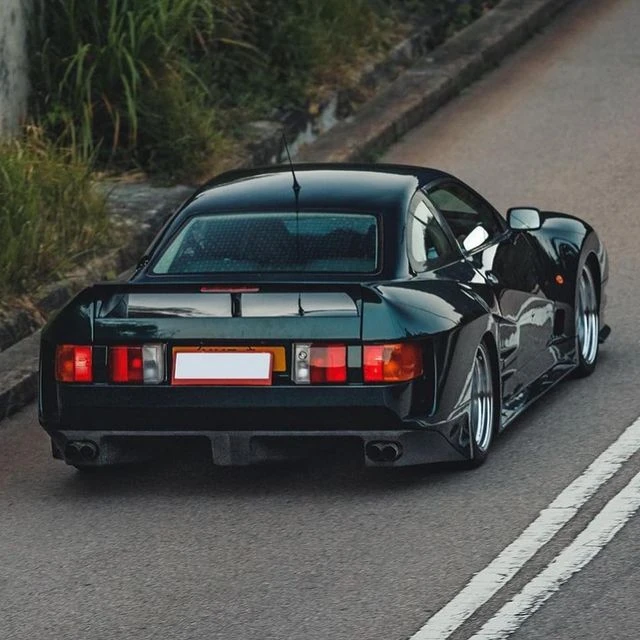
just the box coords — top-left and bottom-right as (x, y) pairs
(88, 281), (383, 321)
(88, 280), (382, 300)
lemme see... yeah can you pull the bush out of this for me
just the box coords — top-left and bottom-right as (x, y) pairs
(30, 0), (231, 170)
(29, 0), (388, 178)
(0, 129), (109, 296)
(29, 0), (497, 179)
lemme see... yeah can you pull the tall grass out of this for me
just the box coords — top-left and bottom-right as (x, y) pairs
(0, 129), (109, 296)
(30, 1), (494, 178)
(201, 0), (390, 110)
(30, 0), (389, 177)
(31, 0), (242, 173)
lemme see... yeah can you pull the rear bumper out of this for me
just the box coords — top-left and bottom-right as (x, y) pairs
(44, 382), (421, 431)
(43, 381), (470, 467)
(49, 427), (469, 468)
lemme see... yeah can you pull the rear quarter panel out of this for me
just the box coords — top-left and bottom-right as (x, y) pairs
(362, 278), (498, 427)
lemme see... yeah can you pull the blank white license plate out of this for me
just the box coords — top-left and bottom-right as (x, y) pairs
(172, 351), (273, 385)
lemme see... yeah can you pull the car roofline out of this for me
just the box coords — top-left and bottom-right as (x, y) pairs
(198, 163), (454, 194)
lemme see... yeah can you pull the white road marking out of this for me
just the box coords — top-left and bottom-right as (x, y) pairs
(410, 416), (640, 640)
(471, 468), (640, 639)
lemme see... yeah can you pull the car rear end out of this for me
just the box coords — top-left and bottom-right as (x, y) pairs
(39, 208), (468, 467)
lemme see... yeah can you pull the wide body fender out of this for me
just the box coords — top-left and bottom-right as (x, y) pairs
(362, 280), (499, 434)
(527, 211), (608, 315)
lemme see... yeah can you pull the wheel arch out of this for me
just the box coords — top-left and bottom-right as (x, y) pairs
(585, 251), (602, 309)
(481, 331), (502, 433)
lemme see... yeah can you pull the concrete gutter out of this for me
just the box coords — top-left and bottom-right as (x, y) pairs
(0, 0), (574, 426)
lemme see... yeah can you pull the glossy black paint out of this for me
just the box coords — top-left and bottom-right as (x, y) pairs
(39, 164), (609, 467)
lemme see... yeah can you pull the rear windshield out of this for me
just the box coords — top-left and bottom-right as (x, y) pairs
(152, 212), (378, 274)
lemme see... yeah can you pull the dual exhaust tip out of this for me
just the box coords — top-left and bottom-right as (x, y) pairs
(64, 441), (99, 462)
(365, 441), (403, 463)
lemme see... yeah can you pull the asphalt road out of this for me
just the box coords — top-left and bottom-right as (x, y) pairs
(1, 1), (639, 639)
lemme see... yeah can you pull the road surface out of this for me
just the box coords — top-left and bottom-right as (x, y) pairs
(1, 1), (639, 638)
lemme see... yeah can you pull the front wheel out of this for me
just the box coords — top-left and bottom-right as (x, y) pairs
(467, 340), (497, 468)
(574, 262), (599, 377)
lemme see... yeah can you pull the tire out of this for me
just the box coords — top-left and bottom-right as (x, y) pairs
(574, 261), (600, 378)
(466, 339), (498, 468)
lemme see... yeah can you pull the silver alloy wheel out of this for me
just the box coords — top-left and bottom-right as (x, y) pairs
(576, 264), (599, 365)
(470, 342), (494, 453)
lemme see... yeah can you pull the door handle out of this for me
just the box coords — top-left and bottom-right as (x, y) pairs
(485, 271), (499, 285)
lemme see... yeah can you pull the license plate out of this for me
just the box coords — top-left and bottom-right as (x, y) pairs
(173, 346), (286, 371)
(172, 351), (273, 386)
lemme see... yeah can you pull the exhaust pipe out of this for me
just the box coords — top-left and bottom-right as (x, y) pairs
(79, 442), (98, 461)
(64, 441), (99, 462)
(365, 441), (403, 463)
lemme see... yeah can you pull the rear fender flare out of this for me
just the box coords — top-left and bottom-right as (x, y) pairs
(527, 212), (607, 308)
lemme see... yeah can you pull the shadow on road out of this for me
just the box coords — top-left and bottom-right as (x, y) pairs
(56, 448), (468, 501)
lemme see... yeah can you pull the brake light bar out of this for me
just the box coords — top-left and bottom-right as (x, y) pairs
(363, 343), (423, 383)
(200, 286), (260, 293)
(108, 345), (165, 384)
(55, 345), (93, 383)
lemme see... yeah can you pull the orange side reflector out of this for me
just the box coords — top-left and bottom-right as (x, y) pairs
(363, 343), (423, 383)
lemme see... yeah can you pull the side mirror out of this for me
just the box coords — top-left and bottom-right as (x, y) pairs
(462, 225), (490, 252)
(507, 207), (541, 231)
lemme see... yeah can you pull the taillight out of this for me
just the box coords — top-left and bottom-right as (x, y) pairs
(363, 343), (423, 383)
(293, 344), (347, 384)
(55, 345), (93, 383)
(108, 345), (164, 384)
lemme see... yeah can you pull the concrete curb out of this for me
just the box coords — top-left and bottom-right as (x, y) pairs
(0, 0), (575, 427)
(0, 184), (194, 351)
(299, 0), (573, 163)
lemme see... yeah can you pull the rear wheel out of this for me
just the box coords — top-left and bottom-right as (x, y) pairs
(574, 261), (599, 377)
(467, 340), (496, 468)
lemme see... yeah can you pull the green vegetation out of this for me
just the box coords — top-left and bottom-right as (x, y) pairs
(0, 129), (109, 296)
(2, 0), (497, 298)
(30, 0), (390, 179)
(29, 0), (495, 180)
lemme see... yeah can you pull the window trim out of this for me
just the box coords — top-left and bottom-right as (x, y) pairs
(146, 209), (384, 278)
(423, 179), (507, 255)
(406, 192), (460, 274)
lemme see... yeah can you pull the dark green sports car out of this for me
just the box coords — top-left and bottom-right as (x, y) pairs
(39, 164), (609, 470)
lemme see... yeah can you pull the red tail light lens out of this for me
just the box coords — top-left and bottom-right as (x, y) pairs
(293, 343), (347, 384)
(363, 343), (423, 383)
(109, 346), (144, 383)
(55, 345), (93, 383)
(310, 345), (347, 383)
(108, 345), (165, 384)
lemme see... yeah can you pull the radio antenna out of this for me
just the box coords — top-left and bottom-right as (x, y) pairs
(282, 132), (300, 197)
(282, 133), (304, 316)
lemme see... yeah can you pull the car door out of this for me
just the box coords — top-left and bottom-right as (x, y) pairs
(426, 181), (556, 403)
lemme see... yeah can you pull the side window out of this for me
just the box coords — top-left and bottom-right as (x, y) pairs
(408, 198), (456, 272)
(429, 183), (504, 246)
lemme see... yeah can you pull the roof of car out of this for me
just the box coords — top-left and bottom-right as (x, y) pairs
(183, 163), (453, 215)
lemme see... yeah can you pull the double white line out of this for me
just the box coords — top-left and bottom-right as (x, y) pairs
(411, 417), (640, 640)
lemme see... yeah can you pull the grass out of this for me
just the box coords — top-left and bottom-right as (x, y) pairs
(29, 1), (499, 181)
(3, 0), (498, 298)
(0, 128), (110, 296)
(30, 0), (231, 173)
(27, 0), (427, 179)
